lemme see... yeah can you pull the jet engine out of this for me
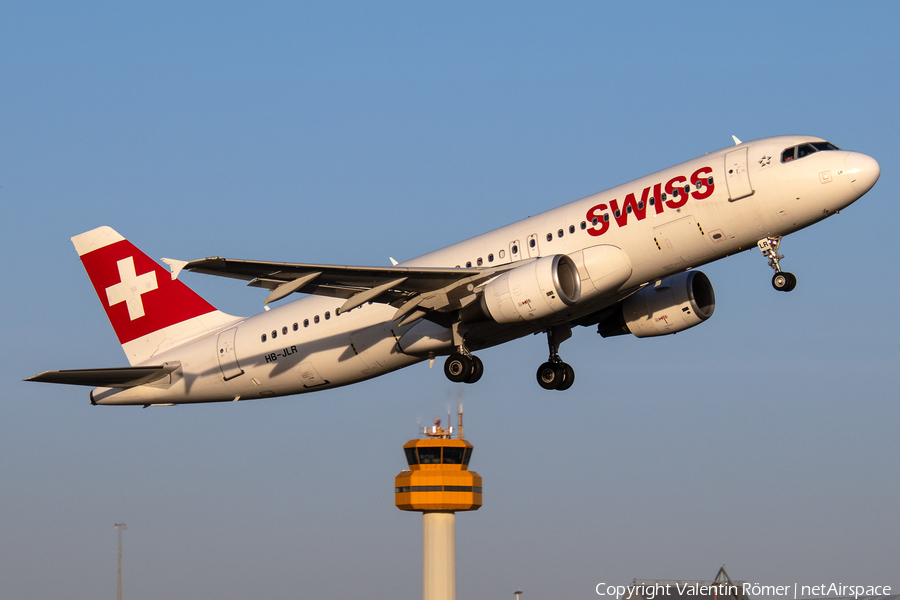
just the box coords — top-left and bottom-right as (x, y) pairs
(461, 255), (581, 324)
(596, 270), (715, 338)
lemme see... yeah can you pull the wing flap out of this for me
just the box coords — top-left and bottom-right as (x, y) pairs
(184, 257), (480, 292)
(26, 363), (182, 388)
(178, 256), (523, 313)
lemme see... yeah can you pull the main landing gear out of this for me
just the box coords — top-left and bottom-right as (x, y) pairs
(758, 236), (797, 292)
(536, 325), (575, 391)
(444, 351), (483, 384)
(443, 322), (483, 384)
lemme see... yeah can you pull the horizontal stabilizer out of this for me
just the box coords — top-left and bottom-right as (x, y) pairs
(26, 363), (181, 388)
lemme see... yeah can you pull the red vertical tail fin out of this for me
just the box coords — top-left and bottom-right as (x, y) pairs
(73, 226), (240, 365)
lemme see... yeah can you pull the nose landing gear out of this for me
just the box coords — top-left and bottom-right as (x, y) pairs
(758, 236), (797, 292)
(536, 324), (575, 391)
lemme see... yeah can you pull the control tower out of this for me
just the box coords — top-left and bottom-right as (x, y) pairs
(395, 406), (482, 600)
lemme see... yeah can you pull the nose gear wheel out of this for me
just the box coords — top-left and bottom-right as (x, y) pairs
(772, 271), (797, 292)
(758, 236), (797, 292)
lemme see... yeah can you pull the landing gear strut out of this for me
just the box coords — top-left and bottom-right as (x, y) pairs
(536, 325), (575, 391)
(443, 321), (483, 384)
(758, 236), (797, 292)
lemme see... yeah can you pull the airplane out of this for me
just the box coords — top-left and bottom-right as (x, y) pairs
(27, 135), (880, 405)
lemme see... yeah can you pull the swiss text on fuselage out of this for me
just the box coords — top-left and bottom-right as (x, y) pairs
(585, 166), (714, 236)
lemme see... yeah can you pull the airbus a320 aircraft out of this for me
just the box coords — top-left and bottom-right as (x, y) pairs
(28, 136), (879, 405)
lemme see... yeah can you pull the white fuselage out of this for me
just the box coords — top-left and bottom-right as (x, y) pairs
(91, 136), (877, 405)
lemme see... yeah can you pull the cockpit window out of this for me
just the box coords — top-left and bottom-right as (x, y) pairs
(781, 141), (840, 163)
(797, 143), (817, 159)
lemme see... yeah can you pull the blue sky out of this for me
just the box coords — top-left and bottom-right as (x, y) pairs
(2, 2), (898, 599)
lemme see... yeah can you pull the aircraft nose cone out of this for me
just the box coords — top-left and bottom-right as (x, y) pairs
(845, 152), (880, 195)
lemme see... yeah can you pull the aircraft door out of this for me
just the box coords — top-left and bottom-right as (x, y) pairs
(724, 147), (754, 201)
(526, 233), (540, 258)
(216, 327), (244, 380)
(509, 240), (521, 262)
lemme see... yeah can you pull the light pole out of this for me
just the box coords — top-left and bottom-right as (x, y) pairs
(114, 524), (127, 600)
(515, 591), (523, 600)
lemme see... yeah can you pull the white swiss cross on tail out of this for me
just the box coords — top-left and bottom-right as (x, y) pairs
(71, 226), (224, 364)
(105, 257), (158, 320)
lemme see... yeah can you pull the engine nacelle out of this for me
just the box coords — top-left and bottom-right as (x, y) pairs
(597, 270), (715, 338)
(462, 255), (581, 324)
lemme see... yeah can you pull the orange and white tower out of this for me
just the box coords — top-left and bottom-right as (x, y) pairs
(395, 406), (482, 600)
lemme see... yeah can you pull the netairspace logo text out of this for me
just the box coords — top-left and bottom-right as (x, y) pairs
(595, 582), (892, 600)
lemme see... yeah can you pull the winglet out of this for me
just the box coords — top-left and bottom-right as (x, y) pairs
(732, 135), (742, 145)
(389, 257), (399, 266)
(161, 258), (188, 281)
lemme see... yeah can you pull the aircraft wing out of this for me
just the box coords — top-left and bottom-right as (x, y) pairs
(172, 257), (524, 324)
(26, 363), (182, 388)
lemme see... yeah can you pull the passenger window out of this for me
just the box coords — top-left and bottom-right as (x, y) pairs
(282, 326), (288, 335)
(304, 319), (309, 327)
(293, 323), (299, 331)
(557, 229), (563, 238)
(272, 330), (277, 339)
(314, 315), (320, 324)
(529, 239), (536, 248)
(488, 253), (494, 262)
(325, 311), (330, 320)
(592, 217), (598, 226)
(546, 233), (552, 242)
(499, 249), (505, 258)
(511, 244), (518, 254)
(568, 225), (575, 234)
(466, 261), (472, 268)
(477, 257), (483, 266)
(261, 334), (267, 342)
(581, 221), (587, 230)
